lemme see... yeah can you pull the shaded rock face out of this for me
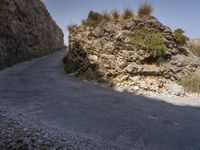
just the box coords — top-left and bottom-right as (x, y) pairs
(0, 0), (64, 69)
(66, 16), (200, 95)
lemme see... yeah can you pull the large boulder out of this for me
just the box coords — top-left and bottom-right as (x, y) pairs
(165, 83), (185, 96)
(0, 0), (64, 69)
(66, 12), (200, 95)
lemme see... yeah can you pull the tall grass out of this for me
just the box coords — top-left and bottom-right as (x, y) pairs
(112, 9), (120, 20)
(123, 8), (134, 20)
(190, 40), (200, 57)
(138, 2), (154, 17)
(180, 72), (200, 93)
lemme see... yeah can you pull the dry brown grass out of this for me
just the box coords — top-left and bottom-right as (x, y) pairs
(102, 12), (111, 22)
(190, 40), (200, 57)
(180, 72), (200, 93)
(123, 8), (134, 20)
(138, 2), (154, 17)
(112, 9), (120, 20)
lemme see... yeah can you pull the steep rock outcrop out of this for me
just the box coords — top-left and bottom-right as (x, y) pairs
(0, 0), (64, 69)
(66, 13), (200, 95)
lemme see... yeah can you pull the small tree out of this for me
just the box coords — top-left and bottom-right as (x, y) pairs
(112, 10), (120, 20)
(173, 28), (187, 46)
(86, 11), (103, 26)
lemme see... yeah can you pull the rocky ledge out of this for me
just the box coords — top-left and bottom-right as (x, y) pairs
(65, 11), (200, 96)
(0, 0), (64, 69)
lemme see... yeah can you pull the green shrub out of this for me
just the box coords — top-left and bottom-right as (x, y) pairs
(81, 19), (87, 25)
(146, 33), (166, 58)
(138, 2), (154, 17)
(190, 40), (200, 57)
(123, 8), (134, 20)
(63, 56), (78, 74)
(130, 29), (166, 58)
(173, 28), (187, 46)
(86, 11), (104, 26)
(180, 72), (200, 93)
(67, 24), (77, 32)
(102, 12), (111, 22)
(112, 10), (120, 20)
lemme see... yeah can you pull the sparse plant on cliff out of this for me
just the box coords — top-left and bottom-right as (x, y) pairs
(180, 72), (200, 93)
(81, 19), (87, 25)
(173, 28), (187, 46)
(67, 24), (77, 32)
(190, 40), (200, 57)
(138, 2), (154, 17)
(146, 33), (166, 58)
(130, 29), (166, 59)
(86, 11), (103, 27)
(123, 8), (134, 20)
(112, 10), (120, 20)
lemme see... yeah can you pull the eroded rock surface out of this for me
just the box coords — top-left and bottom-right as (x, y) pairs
(66, 14), (200, 96)
(0, 0), (64, 69)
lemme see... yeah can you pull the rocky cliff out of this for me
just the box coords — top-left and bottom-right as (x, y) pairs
(0, 0), (64, 69)
(66, 11), (200, 96)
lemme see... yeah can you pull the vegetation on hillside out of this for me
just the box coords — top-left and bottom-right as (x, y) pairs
(80, 2), (154, 27)
(180, 72), (200, 93)
(130, 29), (166, 59)
(138, 2), (154, 17)
(112, 10), (120, 20)
(123, 8), (134, 20)
(173, 28), (188, 46)
(102, 12), (111, 22)
(85, 11), (104, 26)
(190, 40), (200, 57)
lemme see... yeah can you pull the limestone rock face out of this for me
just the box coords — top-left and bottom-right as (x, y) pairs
(0, 0), (64, 69)
(66, 14), (200, 95)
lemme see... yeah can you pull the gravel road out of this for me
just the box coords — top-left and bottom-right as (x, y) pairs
(0, 50), (200, 150)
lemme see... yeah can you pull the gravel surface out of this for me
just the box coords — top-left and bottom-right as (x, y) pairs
(0, 110), (76, 150)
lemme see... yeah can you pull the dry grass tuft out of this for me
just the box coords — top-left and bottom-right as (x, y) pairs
(112, 9), (120, 20)
(190, 40), (200, 57)
(123, 8), (134, 20)
(138, 2), (154, 17)
(180, 72), (200, 93)
(102, 12), (111, 22)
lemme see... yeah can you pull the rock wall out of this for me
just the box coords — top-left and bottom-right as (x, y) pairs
(0, 0), (64, 69)
(66, 14), (200, 95)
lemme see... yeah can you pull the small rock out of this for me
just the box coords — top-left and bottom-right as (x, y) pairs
(165, 83), (185, 96)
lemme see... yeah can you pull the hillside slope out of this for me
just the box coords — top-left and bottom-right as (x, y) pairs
(65, 11), (200, 96)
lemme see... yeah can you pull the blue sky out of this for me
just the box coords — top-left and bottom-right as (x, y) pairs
(45, 0), (200, 43)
